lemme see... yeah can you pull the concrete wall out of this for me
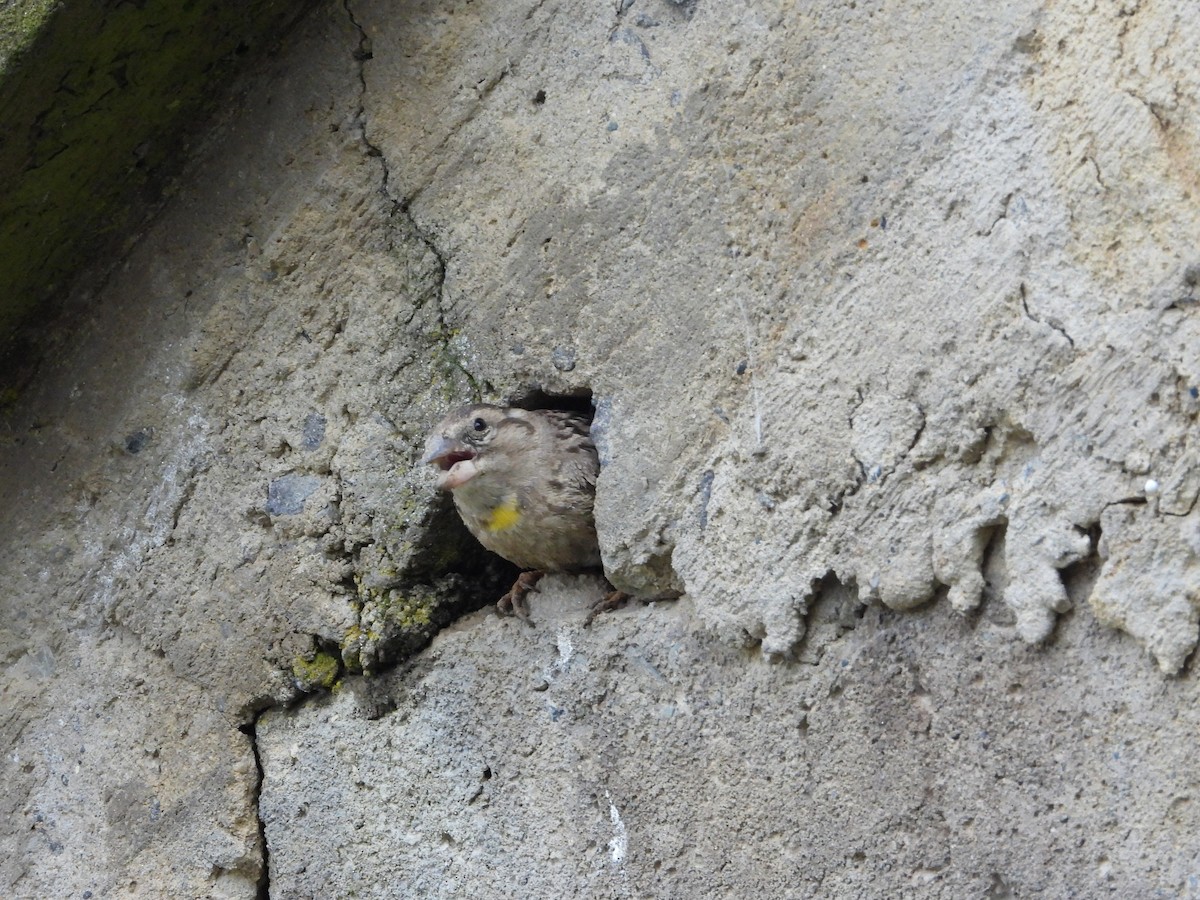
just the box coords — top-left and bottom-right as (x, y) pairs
(1, 0), (1197, 896)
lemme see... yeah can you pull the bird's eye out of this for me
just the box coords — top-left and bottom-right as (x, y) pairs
(472, 417), (487, 432)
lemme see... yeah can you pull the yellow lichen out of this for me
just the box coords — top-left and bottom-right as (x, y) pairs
(291, 650), (340, 691)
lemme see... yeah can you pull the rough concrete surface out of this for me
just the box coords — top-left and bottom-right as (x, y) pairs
(0, 0), (314, 340)
(260, 582), (1200, 898)
(1, 0), (1198, 897)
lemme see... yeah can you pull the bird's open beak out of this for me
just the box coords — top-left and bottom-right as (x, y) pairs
(422, 437), (479, 490)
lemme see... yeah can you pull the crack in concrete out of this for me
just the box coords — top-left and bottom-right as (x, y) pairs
(473, 63), (511, 102)
(229, 22), (498, 884)
(845, 391), (928, 496)
(1019, 282), (1076, 349)
(978, 191), (1014, 237)
(904, 407), (928, 464)
(238, 712), (271, 900)
(343, 0), (480, 396)
(1161, 497), (1199, 518)
(1083, 154), (1108, 190)
(826, 466), (866, 515)
(343, 0), (386, 194)
(1100, 497), (1150, 515)
(219, 7), (408, 892)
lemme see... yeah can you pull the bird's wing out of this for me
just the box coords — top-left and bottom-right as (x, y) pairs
(541, 410), (599, 492)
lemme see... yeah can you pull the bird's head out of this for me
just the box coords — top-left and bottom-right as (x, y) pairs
(421, 404), (531, 490)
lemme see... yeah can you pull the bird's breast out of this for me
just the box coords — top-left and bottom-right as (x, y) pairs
(482, 495), (522, 533)
(452, 480), (599, 572)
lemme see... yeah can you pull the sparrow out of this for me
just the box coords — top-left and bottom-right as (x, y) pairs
(421, 403), (626, 621)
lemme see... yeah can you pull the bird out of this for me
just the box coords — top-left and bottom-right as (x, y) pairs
(422, 403), (628, 622)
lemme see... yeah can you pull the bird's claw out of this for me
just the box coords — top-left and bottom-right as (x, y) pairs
(497, 570), (544, 625)
(584, 589), (631, 626)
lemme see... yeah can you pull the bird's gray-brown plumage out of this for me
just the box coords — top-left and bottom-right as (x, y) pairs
(423, 403), (622, 619)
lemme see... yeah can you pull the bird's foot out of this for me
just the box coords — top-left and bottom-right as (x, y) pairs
(497, 570), (544, 624)
(584, 587), (631, 626)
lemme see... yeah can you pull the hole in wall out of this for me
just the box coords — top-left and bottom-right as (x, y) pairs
(797, 571), (864, 665)
(975, 521), (1017, 628)
(1060, 522), (1101, 605)
(351, 386), (599, 672)
(505, 385), (594, 419)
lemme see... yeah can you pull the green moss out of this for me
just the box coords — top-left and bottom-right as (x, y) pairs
(291, 650), (340, 692)
(0, 0), (315, 345)
(338, 624), (364, 673)
(377, 591), (436, 628)
(0, 0), (58, 72)
(356, 581), (437, 629)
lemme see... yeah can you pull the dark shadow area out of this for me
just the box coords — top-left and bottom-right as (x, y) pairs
(506, 385), (595, 419)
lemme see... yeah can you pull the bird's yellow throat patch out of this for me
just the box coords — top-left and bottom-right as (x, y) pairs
(484, 497), (522, 533)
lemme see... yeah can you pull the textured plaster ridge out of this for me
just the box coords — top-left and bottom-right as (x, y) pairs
(2, 0), (1200, 895)
(1093, 502), (1200, 674)
(257, 590), (1200, 897)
